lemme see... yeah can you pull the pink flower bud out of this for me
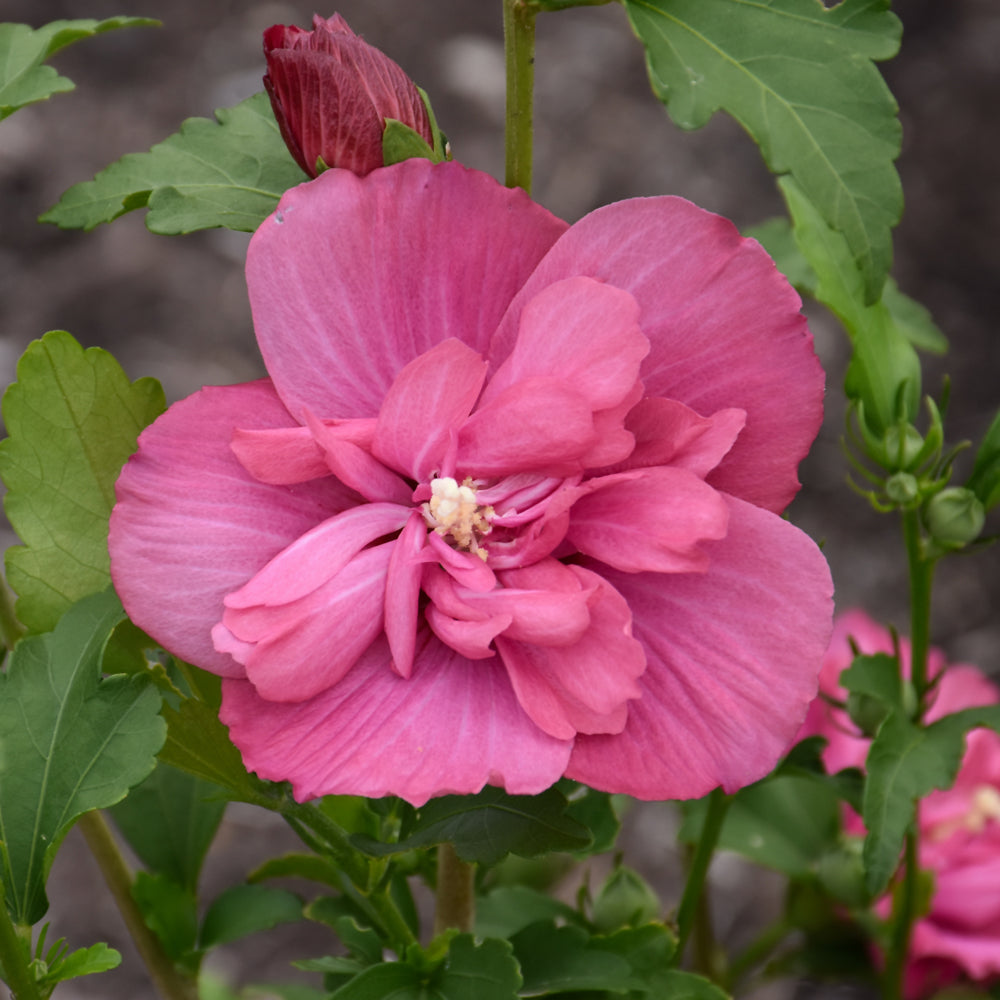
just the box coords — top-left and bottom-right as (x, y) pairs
(263, 14), (433, 177)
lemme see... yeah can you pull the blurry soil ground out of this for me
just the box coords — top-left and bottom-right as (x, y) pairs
(1, 0), (998, 998)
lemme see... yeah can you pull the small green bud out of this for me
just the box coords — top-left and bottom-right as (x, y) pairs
(592, 865), (660, 932)
(923, 487), (986, 547)
(885, 472), (919, 505)
(817, 839), (869, 908)
(845, 691), (890, 738)
(882, 423), (925, 471)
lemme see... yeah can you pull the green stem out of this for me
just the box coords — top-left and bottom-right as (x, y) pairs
(503, 0), (537, 193)
(77, 811), (199, 1000)
(0, 885), (41, 1000)
(433, 843), (476, 936)
(902, 510), (935, 715)
(674, 787), (730, 971)
(883, 830), (919, 1000)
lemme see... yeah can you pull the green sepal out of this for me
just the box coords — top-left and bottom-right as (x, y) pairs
(382, 119), (441, 167)
(0, 18), (158, 119)
(0, 589), (165, 924)
(0, 331), (165, 633)
(41, 92), (302, 234)
(622, 0), (902, 302)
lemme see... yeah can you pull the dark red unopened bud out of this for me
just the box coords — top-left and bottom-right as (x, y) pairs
(263, 14), (433, 177)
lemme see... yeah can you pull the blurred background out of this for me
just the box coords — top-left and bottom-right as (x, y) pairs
(1, 0), (997, 997)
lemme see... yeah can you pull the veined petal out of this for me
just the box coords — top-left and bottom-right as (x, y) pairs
(457, 376), (597, 477)
(489, 196), (821, 513)
(224, 502), (409, 608)
(373, 338), (488, 481)
(231, 424), (329, 484)
(224, 542), (392, 703)
(247, 160), (567, 421)
(385, 512), (428, 678)
(482, 276), (648, 412)
(110, 380), (351, 677)
(566, 495), (833, 800)
(219, 633), (573, 806)
(567, 466), (730, 574)
(496, 565), (645, 739)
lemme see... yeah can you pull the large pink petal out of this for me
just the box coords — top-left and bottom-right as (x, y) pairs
(482, 276), (648, 412)
(566, 495), (833, 799)
(246, 160), (567, 421)
(489, 197), (822, 513)
(373, 338), (488, 481)
(567, 467), (730, 574)
(219, 633), (573, 806)
(110, 380), (352, 677)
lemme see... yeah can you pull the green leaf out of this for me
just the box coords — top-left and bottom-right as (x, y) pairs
(646, 969), (730, 999)
(862, 705), (1000, 894)
(108, 763), (226, 893)
(967, 409), (1000, 512)
(131, 871), (199, 966)
(0, 18), (157, 119)
(328, 935), (521, 1000)
(475, 886), (584, 940)
(251, 853), (344, 891)
(749, 216), (947, 354)
(0, 330), (165, 633)
(41, 92), (304, 234)
(199, 884), (302, 950)
(157, 691), (266, 804)
(779, 176), (920, 433)
(351, 786), (591, 866)
(680, 774), (841, 877)
(622, 0), (902, 301)
(36, 941), (121, 988)
(559, 780), (621, 856)
(0, 590), (165, 924)
(511, 921), (636, 995)
(382, 119), (439, 167)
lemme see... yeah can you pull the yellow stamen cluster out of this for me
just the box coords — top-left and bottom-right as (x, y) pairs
(964, 785), (1000, 834)
(423, 476), (493, 560)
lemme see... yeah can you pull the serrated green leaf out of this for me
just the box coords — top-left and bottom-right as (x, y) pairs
(680, 775), (841, 877)
(476, 885), (584, 941)
(967, 409), (1000, 512)
(37, 940), (121, 988)
(862, 705), (1000, 894)
(841, 652), (904, 712)
(131, 871), (199, 966)
(779, 176), (920, 433)
(0, 18), (157, 119)
(647, 969), (730, 999)
(880, 278), (948, 355)
(0, 589), (165, 924)
(0, 331), (165, 633)
(351, 786), (591, 866)
(559, 780), (621, 857)
(41, 92), (304, 234)
(199, 884), (302, 950)
(511, 921), (636, 995)
(157, 694), (266, 804)
(108, 763), (225, 893)
(623, 0), (902, 300)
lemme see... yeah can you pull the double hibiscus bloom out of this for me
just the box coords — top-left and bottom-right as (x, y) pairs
(110, 158), (833, 806)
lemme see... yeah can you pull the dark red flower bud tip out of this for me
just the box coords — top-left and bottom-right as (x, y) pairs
(263, 13), (435, 178)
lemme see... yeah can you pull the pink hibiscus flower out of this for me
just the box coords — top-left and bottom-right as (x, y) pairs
(800, 610), (1000, 997)
(110, 159), (833, 806)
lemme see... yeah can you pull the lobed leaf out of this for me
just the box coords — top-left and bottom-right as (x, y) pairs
(41, 92), (304, 234)
(779, 176), (920, 433)
(862, 705), (1000, 894)
(0, 589), (165, 924)
(351, 785), (591, 866)
(0, 18), (157, 119)
(0, 331), (165, 633)
(622, 0), (902, 301)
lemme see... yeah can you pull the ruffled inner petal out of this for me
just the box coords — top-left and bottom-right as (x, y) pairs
(372, 338), (488, 482)
(567, 466), (730, 574)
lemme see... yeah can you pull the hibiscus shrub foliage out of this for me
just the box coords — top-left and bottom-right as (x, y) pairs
(1, 4), (998, 1000)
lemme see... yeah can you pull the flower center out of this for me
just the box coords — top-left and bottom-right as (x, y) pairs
(422, 476), (494, 559)
(964, 785), (1000, 834)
